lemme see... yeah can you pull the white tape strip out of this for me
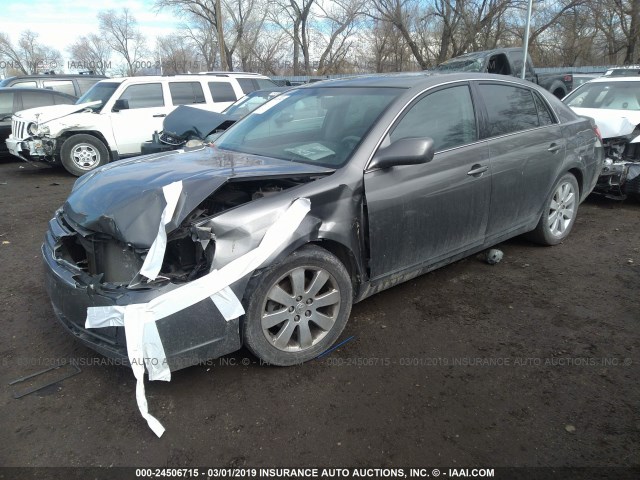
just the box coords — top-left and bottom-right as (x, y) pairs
(139, 181), (183, 281)
(85, 197), (311, 437)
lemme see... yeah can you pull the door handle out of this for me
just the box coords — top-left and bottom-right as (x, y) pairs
(153, 113), (167, 118)
(548, 143), (562, 153)
(467, 164), (489, 177)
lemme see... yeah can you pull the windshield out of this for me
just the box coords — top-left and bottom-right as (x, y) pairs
(564, 81), (640, 110)
(223, 90), (283, 117)
(215, 86), (402, 168)
(435, 57), (484, 72)
(76, 82), (120, 111)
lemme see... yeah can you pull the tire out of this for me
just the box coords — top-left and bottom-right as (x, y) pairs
(60, 134), (109, 176)
(527, 173), (579, 245)
(243, 245), (353, 366)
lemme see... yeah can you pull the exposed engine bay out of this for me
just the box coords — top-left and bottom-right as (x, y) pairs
(598, 133), (640, 200)
(54, 176), (322, 288)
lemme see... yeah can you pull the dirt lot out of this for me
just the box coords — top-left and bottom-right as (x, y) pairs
(0, 157), (638, 473)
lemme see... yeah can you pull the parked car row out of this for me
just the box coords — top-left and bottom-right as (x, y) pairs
(4, 72), (276, 174)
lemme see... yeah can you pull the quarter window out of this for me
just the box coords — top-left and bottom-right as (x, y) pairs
(533, 92), (555, 126)
(208, 81), (237, 102)
(169, 82), (205, 105)
(390, 85), (477, 152)
(479, 84), (539, 137)
(119, 83), (165, 109)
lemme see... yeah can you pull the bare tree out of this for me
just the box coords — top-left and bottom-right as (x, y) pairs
(156, 0), (230, 70)
(271, 0), (316, 75)
(156, 34), (201, 73)
(98, 8), (147, 76)
(0, 30), (61, 74)
(68, 34), (112, 74)
(315, 0), (365, 74)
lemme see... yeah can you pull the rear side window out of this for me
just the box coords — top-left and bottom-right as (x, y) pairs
(533, 92), (555, 126)
(479, 84), (539, 137)
(20, 91), (57, 110)
(119, 83), (165, 109)
(208, 81), (237, 102)
(390, 84), (477, 152)
(43, 80), (75, 96)
(169, 82), (205, 105)
(0, 91), (15, 116)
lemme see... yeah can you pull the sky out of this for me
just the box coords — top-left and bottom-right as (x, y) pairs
(2, 0), (183, 72)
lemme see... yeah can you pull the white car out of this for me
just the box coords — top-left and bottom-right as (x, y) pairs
(563, 76), (640, 199)
(6, 73), (276, 176)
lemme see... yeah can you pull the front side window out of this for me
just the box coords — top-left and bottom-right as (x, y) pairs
(478, 84), (539, 137)
(169, 82), (205, 105)
(43, 80), (75, 96)
(119, 83), (165, 109)
(12, 81), (37, 88)
(216, 86), (402, 167)
(390, 85), (477, 152)
(0, 91), (15, 118)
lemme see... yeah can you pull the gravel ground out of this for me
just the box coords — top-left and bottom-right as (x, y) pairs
(0, 158), (638, 476)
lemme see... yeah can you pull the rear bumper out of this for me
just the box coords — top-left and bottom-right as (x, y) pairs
(43, 213), (242, 371)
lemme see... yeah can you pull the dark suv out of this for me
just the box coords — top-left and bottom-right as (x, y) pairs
(0, 87), (77, 154)
(0, 73), (106, 97)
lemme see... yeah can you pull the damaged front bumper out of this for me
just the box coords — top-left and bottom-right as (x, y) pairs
(43, 210), (241, 371)
(6, 134), (54, 162)
(595, 138), (640, 199)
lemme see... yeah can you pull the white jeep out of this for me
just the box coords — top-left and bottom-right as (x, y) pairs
(6, 73), (275, 175)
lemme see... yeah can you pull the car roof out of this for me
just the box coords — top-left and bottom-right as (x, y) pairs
(583, 76), (640, 83)
(1, 74), (106, 81)
(0, 86), (77, 98)
(295, 72), (542, 90)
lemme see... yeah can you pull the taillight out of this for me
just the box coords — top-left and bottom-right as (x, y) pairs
(564, 74), (573, 82)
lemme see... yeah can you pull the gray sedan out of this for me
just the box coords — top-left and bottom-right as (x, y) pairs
(44, 73), (602, 371)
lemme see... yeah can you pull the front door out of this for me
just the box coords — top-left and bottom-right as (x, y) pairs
(364, 83), (491, 280)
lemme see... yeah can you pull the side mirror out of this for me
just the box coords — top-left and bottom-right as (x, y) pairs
(112, 99), (129, 112)
(369, 137), (435, 170)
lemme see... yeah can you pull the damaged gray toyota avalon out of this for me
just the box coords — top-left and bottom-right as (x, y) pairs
(44, 73), (603, 371)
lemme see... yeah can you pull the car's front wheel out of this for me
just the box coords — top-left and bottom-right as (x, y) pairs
(60, 134), (109, 176)
(528, 173), (579, 245)
(243, 245), (353, 366)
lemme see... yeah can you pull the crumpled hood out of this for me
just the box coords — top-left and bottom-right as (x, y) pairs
(13, 101), (100, 124)
(63, 147), (333, 247)
(573, 107), (640, 139)
(162, 105), (237, 141)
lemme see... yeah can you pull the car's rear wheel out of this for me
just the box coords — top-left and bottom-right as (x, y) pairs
(243, 245), (353, 366)
(528, 173), (579, 245)
(60, 134), (109, 176)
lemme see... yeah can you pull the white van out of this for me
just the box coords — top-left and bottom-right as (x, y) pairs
(6, 73), (275, 175)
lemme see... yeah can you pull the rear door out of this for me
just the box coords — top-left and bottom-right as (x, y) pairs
(474, 82), (565, 240)
(364, 83), (491, 279)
